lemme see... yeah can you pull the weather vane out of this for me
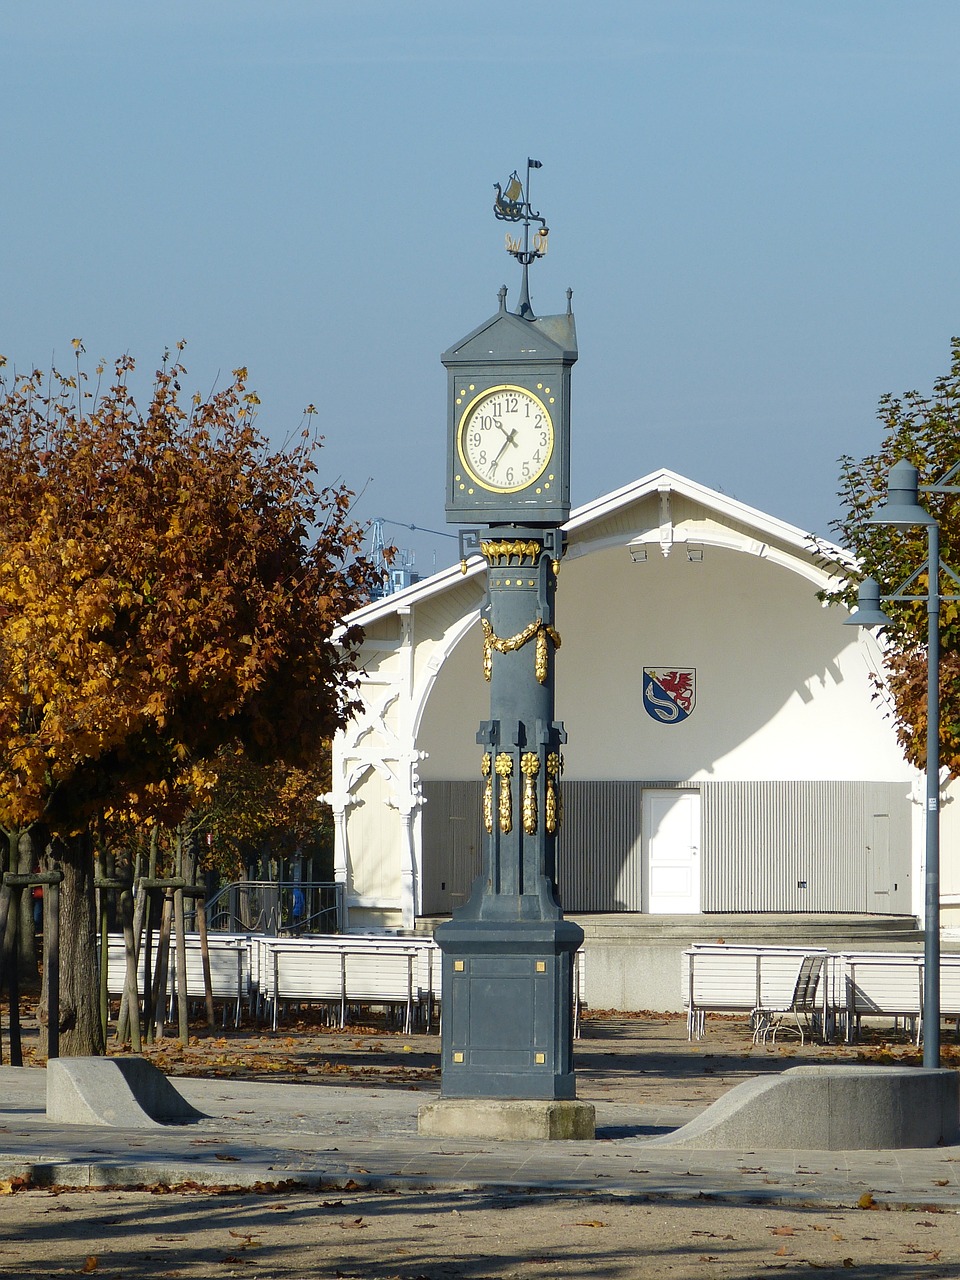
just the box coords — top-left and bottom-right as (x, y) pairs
(493, 158), (549, 319)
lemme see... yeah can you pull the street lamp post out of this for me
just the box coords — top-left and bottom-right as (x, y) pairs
(845, 459), (960, 1068)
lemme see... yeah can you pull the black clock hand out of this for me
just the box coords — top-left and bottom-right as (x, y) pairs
(488, 439), (513, 477)
(491, 430), (518, 467)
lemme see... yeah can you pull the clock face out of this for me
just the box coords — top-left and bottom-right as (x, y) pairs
(456, 384), (555, 493)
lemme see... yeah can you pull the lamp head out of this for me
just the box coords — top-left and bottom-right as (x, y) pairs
(844, 576), (893, 629)
(869, 459), (935, 527)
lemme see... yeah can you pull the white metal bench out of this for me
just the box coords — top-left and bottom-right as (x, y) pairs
(682, 944), (828, 1041)
(257, 934), (439, 1033)
(826, 952), (924, 1043)
(103, 932), (251, 1027)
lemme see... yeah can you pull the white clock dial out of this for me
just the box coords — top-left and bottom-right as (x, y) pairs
(457, 385), (554, 493)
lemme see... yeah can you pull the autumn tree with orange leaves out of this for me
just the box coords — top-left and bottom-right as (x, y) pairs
(0, 344), (379, 1054)
(826, 338), (960, 780)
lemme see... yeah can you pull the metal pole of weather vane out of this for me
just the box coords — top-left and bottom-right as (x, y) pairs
(420, 163), (594, 1141)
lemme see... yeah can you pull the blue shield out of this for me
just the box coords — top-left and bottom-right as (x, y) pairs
(643, 668), (696, 724)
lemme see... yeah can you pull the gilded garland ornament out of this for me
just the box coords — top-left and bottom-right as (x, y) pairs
(521, 752), (540, 835)
(495, 752), (514, 834)
(546, 751), (564, 835)
(481, 752), (493, 834)
(481, 617), (561, 684)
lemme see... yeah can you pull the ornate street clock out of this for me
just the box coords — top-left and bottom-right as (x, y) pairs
(426, 162), (591, 1127)
(443, 167), (577, 528)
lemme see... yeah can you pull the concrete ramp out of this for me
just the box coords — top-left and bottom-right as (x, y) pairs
(47, 1057), (207, 1128)
(646, 1065), (960, 1151)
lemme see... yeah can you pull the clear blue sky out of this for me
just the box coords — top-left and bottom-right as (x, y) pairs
(4, 2), (959, 572)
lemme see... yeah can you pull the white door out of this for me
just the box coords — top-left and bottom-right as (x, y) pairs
(644, 789), (700, 913)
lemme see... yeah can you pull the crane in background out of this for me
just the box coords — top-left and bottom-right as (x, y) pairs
(368, 518), (457, 599)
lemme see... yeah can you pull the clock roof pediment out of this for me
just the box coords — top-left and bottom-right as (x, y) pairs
(442, 308), (577, 366)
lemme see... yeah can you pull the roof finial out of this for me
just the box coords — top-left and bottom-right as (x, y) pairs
(493, 158), (548, 321)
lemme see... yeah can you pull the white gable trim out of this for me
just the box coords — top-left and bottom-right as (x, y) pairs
(343, 469), (851, 631)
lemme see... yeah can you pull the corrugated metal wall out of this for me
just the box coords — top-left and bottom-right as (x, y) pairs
(556, 781), (645, 911)
(420, 780), (483, 915)
(700, 780), (912, 913)
(421, 779), (913, 915)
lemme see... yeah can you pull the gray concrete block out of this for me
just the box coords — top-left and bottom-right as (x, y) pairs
(418, 1098), (596, 1141)
(46, 1057), (207, 1128)
(647, 1065), (960, 1150)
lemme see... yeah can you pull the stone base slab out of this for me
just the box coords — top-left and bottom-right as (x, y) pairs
(418, 1098), (596, 1141)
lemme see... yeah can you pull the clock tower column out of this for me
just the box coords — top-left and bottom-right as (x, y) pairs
(419, 163), (594, 1136)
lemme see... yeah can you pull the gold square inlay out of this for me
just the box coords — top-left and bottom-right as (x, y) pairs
(536, 961), (546, 973)
(535, 1052), (546, 1064)
(454, 960), (465, 972)
(453, 1051), (464, 1064)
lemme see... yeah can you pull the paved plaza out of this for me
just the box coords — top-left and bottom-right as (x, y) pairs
(1, 1014), (959, 1276)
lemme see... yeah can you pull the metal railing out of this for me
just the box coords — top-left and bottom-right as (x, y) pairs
(203, 881), (344, 936)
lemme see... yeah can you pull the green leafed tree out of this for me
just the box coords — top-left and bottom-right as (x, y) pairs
(826, 338), (960, 778)
(0, 344), (380, 1054)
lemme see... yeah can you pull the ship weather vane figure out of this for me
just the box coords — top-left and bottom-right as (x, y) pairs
(493, 158), (549, 319)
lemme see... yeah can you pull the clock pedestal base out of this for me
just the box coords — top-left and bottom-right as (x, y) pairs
(434, 917), (583, 1102)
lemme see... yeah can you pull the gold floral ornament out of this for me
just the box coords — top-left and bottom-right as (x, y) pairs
(481, 752), (493, 834)
(495, 752), (514, 833)
(481, 617), (561, 684)
(481, 539), (542, 566)
(521, 752), (540, 834)
(545, 751), (564, 834)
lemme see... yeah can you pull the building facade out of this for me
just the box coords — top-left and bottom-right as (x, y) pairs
(329, 470), (958, 940)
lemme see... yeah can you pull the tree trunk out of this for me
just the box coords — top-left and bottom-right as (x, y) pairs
(40, 833), (105, 1057)
(15, 829), (36, 974)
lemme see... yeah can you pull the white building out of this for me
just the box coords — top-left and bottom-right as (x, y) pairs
(329, 470), (960, 1009)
